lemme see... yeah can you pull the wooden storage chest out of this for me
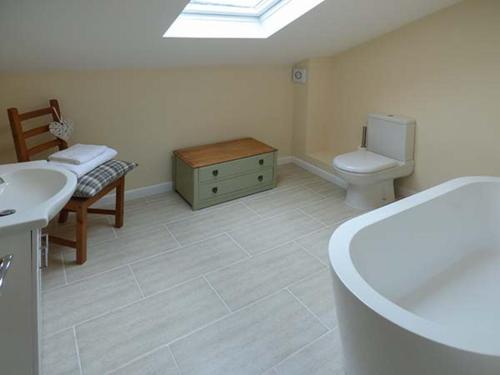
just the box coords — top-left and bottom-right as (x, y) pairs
(173, 138), (277, 209)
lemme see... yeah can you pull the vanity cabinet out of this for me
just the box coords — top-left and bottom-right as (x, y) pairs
(0, 229), (42, 375)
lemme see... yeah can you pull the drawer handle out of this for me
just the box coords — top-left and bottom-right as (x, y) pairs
(259, 159), (264, 165)
(212, 187), (218, 194)
(212, 170), (219, 177)
(258, 175), (264, 182)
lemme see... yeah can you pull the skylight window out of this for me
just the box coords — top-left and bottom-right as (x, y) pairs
(164, 0), (325, 39)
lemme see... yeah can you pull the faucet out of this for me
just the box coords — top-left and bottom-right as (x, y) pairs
(0, 177), (4, 184)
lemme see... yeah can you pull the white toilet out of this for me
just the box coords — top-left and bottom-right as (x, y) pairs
(333, 113), (415, 210)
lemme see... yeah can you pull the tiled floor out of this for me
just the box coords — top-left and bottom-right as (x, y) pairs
(42, 163), (366, 375)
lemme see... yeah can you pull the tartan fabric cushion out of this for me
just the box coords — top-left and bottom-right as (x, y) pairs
(74, 159), (137, 198)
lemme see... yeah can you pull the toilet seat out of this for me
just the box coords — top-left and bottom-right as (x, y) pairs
(333, 149), (398, 174)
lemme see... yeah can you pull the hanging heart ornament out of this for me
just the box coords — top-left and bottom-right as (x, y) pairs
(49, 106), (74, 142)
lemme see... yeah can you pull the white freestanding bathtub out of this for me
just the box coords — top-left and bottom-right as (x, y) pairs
(329, 177), (500, 375)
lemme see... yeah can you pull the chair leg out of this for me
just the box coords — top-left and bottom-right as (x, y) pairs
(115, 176), (125, 228)
(75, 207), (87, 265)
(58, 210), (69, 223)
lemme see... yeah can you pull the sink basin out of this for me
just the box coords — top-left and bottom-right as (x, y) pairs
(0, 162), (77, 234)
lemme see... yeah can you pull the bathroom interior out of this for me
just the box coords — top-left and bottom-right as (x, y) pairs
(1, 0), (500, 374)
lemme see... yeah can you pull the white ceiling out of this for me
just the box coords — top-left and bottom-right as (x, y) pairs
(0, 0), (461, 71)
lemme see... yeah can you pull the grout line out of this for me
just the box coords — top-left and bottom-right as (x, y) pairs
(303, 184), (332, 200)
(163, 224), (182, 248)
(202, 240), (294, 278)
(224, 232), (253, 258)
(105, 344), (182, 375)
(168, 345), (183, 375)
(43, 230), (240, 295)
(60, 250), (69, 286)
(128, 265), (146, 299)
(286, 288), (330, 331)
(294, 241), (330, 267)
(86, 269), (335, 374)
(296, 207), (329, 228)
(262, 328), (335, 375)
(42, 263), (132, 294)
(42, 276), (206, 340)
(72, 326), (84, 375)
(46, 220), (327, 296)
(202, 275), (232, 313)
(240, 200), (264, 218)
(161, 201), (244, 227)
(111, 227), (119, 239)
(166, 288), (285, 348)
(284, 267), (329, 291)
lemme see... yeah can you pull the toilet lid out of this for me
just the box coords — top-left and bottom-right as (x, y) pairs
(333, 149), (399, 173)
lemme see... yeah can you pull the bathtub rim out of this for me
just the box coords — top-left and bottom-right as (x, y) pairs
(329, 176), (500, 358)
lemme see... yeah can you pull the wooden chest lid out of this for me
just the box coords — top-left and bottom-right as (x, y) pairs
(174, 138), (277, 168)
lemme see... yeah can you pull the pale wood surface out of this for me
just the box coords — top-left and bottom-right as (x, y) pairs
(174, 138), (276, 168)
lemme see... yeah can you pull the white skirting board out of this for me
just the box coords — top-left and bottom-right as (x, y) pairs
(95, 156), (415, 207)
(95, 181), (173, 207)
(291, 157), (347, 189)
(95, 155), (295, 207)
(96, 155), (416, 207)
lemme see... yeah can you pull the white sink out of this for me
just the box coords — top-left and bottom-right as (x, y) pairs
(0, 161), (77, 234)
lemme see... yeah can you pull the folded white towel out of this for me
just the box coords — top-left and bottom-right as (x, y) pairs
(48, 144), (107, 165)
(49, 147), (118, 178)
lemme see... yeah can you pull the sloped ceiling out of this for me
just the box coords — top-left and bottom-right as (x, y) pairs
(0, 0), (461, 71)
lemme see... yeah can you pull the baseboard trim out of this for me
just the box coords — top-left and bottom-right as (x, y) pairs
(291, 156), (348, 189)
(95, 181), (173, 207)
(277, 156), (293, 165)
(396, 185), (418, 198)
(95, 156), (294, 207)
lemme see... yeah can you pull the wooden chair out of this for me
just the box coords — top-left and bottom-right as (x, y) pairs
(7, 99), (125, 264)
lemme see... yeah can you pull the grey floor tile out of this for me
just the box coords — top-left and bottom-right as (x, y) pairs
(166, 203), (260, 245)
(100, 196), (150, 212)
(109, 346), (179, 375)
(244, 186), (325, 218)
(117, 195), (195, 236)
(228, 210), (323, 255)
(42, 329), (80, 375)
(41, 246), (67, 291)
(49, 214), (116, 245)
(275, 330), (344, 375)
(301, 197), (364, 225)
(132, 234), (248, 296)
(288, 270), (338, 329)
(276, 163), (317, 181)
(43, 165), (360, 375)
(296, 226), (340, 265)
(42, 267), (142, 336)
(305, 180), (346, 199)
(63, 225), (179, 282)
(276, 167), (324, 189)
(76, 278), (228, 375)
(170, 290), (328, 375)
(206, 242), (325, 310)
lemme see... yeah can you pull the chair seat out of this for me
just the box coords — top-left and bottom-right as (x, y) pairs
(73, 159), (137, 198)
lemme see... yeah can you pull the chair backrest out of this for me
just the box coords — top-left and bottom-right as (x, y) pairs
(7, 99), (68, 162)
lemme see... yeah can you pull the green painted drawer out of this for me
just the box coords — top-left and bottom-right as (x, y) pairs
(199, 168), (273, 200)
(199, 152), (274, 183)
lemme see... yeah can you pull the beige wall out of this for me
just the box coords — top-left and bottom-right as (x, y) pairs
(0, 66), (293, 189)
(296, 0), (500, 192)
(2, 0), (499, 194)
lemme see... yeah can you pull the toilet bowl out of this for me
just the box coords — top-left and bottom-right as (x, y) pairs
(333, 114), (415, 210)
